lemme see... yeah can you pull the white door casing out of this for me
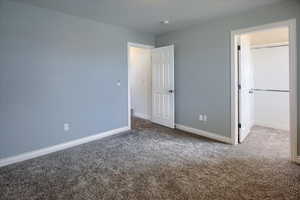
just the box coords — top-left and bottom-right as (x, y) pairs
(238, 35), (255, 143)
(151, 45), (175, 128)
(127, 42), (154, 129)
(129, 47), (152, 120)
(231, 19), (297, 162)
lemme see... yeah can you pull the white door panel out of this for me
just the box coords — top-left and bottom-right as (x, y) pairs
(151, 45), (174, 128)
(239, 35), (254, 143)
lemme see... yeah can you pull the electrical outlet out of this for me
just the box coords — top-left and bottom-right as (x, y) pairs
(199, 115), (203, 121)
(64, 123), (70, 132)
(203, 115), (207, 122)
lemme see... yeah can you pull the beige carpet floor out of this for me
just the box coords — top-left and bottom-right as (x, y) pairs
(0, 118), (299, 200)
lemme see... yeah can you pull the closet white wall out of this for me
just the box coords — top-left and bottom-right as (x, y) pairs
(252, 45), (290, 130)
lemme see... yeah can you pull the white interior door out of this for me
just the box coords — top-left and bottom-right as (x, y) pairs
(151, 45), (175, 128)
(238, 35), (254, 143)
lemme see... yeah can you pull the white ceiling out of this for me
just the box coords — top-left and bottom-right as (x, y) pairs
(12, 0), (285, 35)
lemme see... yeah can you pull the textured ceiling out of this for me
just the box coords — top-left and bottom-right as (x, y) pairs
(11, 0), (285, 35)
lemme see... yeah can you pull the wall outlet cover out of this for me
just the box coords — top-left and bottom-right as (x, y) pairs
(64, 123), (70, 132)
(199, 115), (203, 121)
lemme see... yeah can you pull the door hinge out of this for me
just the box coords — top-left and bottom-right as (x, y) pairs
(238, 84), (241, 90)
(237, 45), (241, 51)
(238, 123), (242, 129)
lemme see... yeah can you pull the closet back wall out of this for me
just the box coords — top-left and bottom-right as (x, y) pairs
(252, 45), (290, 130)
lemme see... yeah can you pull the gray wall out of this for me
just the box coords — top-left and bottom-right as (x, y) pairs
(1, 0), (299, 159)
(156, 0), (300, 152)
(0, 0), (154, 159)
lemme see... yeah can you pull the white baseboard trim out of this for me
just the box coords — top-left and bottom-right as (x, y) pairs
(134, 112), (151, 120)
(0, 126), (130, 168)
(175, 124), (233, 144)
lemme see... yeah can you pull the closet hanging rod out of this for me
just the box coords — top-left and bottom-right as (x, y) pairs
(252, 88), (290, 93)
(251, 44), (289, 50)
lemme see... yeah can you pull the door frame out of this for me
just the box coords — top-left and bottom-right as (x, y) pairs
(230, 19), (298, 163)
(127, 42), (154, 129)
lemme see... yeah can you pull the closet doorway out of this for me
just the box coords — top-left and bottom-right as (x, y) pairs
(231, 20), (298, 163)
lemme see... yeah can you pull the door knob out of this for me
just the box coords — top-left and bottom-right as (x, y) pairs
(168, 90), (174, 93)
